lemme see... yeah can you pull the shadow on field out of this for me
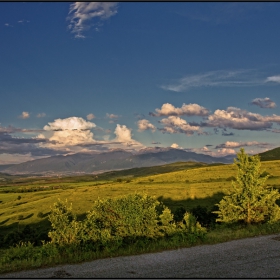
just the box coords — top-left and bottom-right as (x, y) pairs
(0, 218), (52, 248)
(157, 191), (226, 212)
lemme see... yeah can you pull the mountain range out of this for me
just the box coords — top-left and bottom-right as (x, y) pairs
(0, 147), (236, 176)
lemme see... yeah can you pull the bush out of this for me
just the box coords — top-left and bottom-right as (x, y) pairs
(48, 199), (82, 245)
(83, 194), (161, 246)
(37, 212), (44, 218)
(47, 194), (207, 249)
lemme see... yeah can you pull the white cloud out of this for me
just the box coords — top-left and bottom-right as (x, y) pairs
(159, 116), (201, 135)
(37, 113), (46, 118)
(19, 111), (30, 119)
(250, 97), (276, 108)
(171, 143), (183, 149)
(67, 2), (118, 38)
(42, 117), (96, 149)
(114, 124), (144, 150)
(137, 119), (156, 132)
(206, 107), (280, 130)
(0, 153), (48, 165)
(215, 141), (270, 149)
(266, 75), (280, 83)
(161, 69), (265, 92)
(86, 113), (95, 120)
(44, 116), (96, 131)
(106, 113), (119, 119)
(151, 103), (209, 117)
(217, 148), (236, 155)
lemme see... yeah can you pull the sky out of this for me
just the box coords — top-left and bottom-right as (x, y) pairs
(1, 2), (280, 164)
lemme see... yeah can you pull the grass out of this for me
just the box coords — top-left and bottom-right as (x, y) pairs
(0, 159), (280, 274)
(0, 160), (279, 235)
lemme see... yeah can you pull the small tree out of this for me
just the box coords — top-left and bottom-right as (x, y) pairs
(214, 148), (280, 224)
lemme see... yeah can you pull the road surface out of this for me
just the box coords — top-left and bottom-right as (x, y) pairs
(1, 233), (280, 278)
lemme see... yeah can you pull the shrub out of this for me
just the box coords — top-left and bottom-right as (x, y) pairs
(37, 212), (44, 218)
(82, 194), (161, 246)
(48, 199), (83, 245)
(17, 196), (21, 200)
(47, 194), (207, 249)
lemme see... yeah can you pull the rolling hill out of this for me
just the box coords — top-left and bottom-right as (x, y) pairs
(258, 147), (280, 161)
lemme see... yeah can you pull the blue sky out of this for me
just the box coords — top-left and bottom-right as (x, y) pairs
(1, 2), (280, 164)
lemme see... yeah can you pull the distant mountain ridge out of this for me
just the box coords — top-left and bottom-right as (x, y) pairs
(0, 148), (235, 175)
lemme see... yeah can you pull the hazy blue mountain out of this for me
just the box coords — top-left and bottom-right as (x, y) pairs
(1, 148), (235, 175)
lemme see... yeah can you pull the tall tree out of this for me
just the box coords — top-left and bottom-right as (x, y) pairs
(214, 148), (280, 224)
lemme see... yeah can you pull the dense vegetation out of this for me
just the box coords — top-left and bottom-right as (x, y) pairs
(0, 153), (280, 274)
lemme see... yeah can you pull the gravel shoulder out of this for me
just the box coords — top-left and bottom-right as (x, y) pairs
(1, 233), (280, 278)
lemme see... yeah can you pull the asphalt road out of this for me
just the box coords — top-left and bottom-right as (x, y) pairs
(1, 233), (280, 278)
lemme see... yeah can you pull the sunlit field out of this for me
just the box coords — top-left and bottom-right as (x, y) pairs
(1, 160), (279, 236)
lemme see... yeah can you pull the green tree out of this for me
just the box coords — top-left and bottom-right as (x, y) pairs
(214, 148), (280, 224)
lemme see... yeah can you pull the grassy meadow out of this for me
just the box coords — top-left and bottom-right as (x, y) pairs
(0, 159), (280, 274)
(1, 160), (280, 238)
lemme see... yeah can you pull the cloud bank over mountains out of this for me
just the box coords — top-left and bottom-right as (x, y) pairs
(2, 93), (279, 164)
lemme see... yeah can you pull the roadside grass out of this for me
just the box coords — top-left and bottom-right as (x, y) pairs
(1, 221), (280, 274)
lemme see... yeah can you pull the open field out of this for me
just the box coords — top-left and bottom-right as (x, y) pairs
(1, 160), (280, 240)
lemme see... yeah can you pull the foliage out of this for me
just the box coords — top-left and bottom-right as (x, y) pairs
(191, 205), (218, 228)
(48, 199), (82, 245)
(173, 206), (187, 222)
(214, 148), (280, 224)
(47, 194), (206, 248)
(81, 193), (162, 247)
(2, 225), (48, 248)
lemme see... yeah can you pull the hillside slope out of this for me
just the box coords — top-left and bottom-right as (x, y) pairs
(258, 147), (280, 161)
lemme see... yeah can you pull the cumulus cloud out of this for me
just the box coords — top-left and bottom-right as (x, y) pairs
(150, 103), (209, 117)
(159, 116), (201, 135)
(217, 148), (236, 155)
(215, 141), (270, 149)
(86, 113), (95, 120)
(205, 107), (280, 130)
(250, 97), (276, 108)
(106, 113), (119, 119)
(19, 111), (30, 119)
(0, 132), (64, 157)
(137, 119), (156, 132)
(37, 113), (46, 118)
(266, 75), (280, 83)
(171, 143), (183, 149)
(67, 2), (118, 38)
(43, 117), (96, 149)
(44, 116), (96, 131)
(113, 124), (144, 150)
(161, 69), (264, 92)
